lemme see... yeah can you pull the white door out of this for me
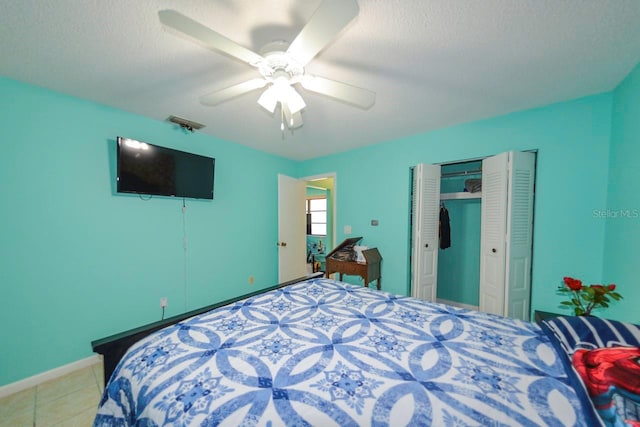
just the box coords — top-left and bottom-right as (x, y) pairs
(410, 164), (441, 301)
(504, 151), (535, 320)
(479, 152), (509, 315)
(278, 174), (306, 282)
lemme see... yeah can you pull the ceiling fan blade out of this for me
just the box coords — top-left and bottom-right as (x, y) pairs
(301, 75), (375, 109)
(286, 0), (359, 66)
(283, 104), (303, 129)
(159, 10), (263, 66)
(199, 78), (267, 106)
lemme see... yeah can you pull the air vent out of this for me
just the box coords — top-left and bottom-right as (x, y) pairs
(167, 115), (205, 132)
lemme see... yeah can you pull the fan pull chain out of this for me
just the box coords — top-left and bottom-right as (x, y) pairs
(281, 106), (285, 139)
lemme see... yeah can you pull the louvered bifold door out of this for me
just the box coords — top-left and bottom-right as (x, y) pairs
(479, 153), (509, 315)
(505, 151), (535, 320)
(410, 164), (441, 301)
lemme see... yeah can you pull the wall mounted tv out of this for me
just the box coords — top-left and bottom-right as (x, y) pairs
(116, 136), (215, 200)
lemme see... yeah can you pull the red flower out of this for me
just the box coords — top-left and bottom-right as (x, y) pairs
(563, 276), (583, 291)
(558, 276), (623, 316)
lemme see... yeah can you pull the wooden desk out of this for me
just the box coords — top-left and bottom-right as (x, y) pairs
(326, 248), (382, 290)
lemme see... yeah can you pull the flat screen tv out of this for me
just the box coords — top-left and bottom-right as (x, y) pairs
(116, 136), (215, 200)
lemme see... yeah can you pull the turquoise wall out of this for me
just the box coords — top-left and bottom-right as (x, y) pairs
(0, 77), (297, 386)
(4, 65), (638, 386)
(604, 62), (640, 324)
(299, 94), (613, 317)
(306, 187), (327, 197)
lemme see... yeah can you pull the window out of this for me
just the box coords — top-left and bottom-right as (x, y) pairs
(306, 197), (327, 236)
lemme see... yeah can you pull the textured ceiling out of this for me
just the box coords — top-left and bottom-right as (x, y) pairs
(1, 0), (639, 160)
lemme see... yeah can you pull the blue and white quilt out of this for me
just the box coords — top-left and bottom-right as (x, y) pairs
(94, 278), (598, 426)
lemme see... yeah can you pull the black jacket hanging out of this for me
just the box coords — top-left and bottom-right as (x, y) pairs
(439, 206), (451, 249)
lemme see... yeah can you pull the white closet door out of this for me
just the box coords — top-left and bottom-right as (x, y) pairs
(505, 151), (535, 320)
(410, 163), (441, 301)
(479, 152), (509, 315)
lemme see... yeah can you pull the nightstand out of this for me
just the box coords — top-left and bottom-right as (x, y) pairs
(534, 310), (563, 323)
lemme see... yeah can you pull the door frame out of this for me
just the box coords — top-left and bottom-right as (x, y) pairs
(408, 150), (537, 319)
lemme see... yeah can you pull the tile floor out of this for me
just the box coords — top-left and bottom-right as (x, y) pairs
(0, 360), (103, 427)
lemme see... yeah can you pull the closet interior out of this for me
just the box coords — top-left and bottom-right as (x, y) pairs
(437, 160), (483, 310)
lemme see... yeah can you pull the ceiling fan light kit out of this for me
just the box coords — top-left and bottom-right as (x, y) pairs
(159, 0), (375, 132)
(256, 70), (306, 115)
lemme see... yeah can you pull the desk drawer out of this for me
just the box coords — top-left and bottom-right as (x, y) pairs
(338, 262), (365, 276)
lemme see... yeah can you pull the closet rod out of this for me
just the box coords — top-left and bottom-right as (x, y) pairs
(441, 169), (482, 178)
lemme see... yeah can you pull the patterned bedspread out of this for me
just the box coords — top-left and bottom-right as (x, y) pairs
(94, 278), (598, 426)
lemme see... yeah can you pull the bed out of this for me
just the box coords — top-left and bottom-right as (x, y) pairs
(93, 277), (640, 426)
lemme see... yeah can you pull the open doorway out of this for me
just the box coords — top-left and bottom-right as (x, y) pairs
(303, 174), (336, 275)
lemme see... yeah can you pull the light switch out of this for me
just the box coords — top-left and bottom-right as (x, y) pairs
(344, 225), (352, 234)
(371, 220), (379, 226)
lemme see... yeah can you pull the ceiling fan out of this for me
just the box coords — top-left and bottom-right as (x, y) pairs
(158, 0), (375, 130)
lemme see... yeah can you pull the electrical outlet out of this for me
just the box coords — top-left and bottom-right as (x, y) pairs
(160, 297), (168, 308)
(248, 276), (254, 285)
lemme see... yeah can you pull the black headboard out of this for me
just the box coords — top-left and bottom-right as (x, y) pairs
(92, 273), (324, 384)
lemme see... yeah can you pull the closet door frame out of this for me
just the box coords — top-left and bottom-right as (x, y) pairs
(410, 151), (536, 320)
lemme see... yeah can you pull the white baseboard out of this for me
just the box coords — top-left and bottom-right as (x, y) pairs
(0, 354), (102, 399)
(437, 298), (479, 311)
